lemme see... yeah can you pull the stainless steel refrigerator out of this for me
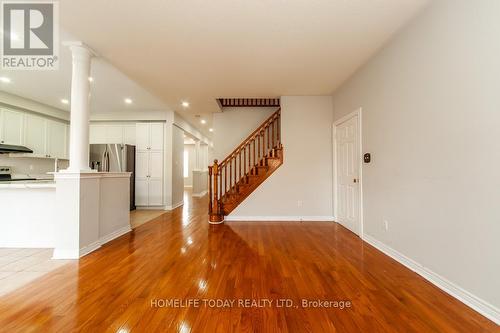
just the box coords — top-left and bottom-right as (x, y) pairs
(89, 144), (136, 210)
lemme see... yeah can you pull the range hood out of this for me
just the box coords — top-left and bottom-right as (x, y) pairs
(0, 144), (33, 154)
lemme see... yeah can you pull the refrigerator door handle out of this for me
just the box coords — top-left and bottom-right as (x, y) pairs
(101, 150), (106, 172)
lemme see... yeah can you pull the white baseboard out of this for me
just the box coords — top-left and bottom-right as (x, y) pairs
(164, 201), (184, 210)
(100, 226), (131, 245)
(225, 216), (335, 222)
(362, 234), (500, 325)
(79, 241), (101, 258)
(54, 226), (132, 260)
(192, 190), (208, 198)
(136, 206), (166, 211)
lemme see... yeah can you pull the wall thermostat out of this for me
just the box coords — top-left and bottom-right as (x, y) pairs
(364, 153), (371, 163)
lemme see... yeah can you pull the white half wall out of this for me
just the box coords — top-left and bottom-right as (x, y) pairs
(332, 0), (500, 320)
(212, 107), (276, 160)
(230, 96), (333, 218)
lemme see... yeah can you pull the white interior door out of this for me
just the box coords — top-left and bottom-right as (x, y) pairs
(335, 113), (361, 235)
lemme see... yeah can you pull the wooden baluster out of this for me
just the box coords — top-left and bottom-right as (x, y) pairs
(229, 159), (232, 190)
(277, 112), (281, 146)
(253, 138), (257, 167)
(244, 146), (247, 177)
(257, 134), (260, 164)
(266, 124), (269, 154)
(271, 119), (275, 151)
(267, 125), (270, 154)
(225, 163), (227, 194)
(238, 150), (241, 183)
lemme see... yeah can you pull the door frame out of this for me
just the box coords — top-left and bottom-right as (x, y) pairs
(332, 108), (364, 237)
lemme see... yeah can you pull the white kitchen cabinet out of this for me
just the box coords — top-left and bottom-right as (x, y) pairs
(148, 180), (163, 206)
(24, 114), (47, 155)
(122, 125), (136, 145)
(149, 151), (163, 178)
(135, 180), (148, 206)
(135, 151), (149, 179)
(135, 150), (163, 206)
(106, 125), (123, 144)
(150, 123), (164, 151)
(47, 120), (67, 159)
(135, 123), (150, 151)
(1, 108), (68, 159)
(0, 109), (24, 145)
(89, 125), (107, 144)
(135, 123), (164, 207)
(136, 122), (164, 151)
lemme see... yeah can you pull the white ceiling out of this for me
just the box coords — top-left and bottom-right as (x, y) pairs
(59, 0), (429, 122)
(0, 30), (169, 115)
(1, 0), (429, 139)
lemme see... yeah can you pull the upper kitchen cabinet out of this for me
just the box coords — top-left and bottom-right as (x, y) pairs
(0, 108), (24, 145)
(47, 120), (67, 159)
(122, 125), (136, 145)
(89, 123), (136, 145)
(136, 122), (164, 151)
(24, 114), (47, 155)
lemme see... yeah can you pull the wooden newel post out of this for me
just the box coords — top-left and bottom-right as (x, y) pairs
(208, 165), (213, 215)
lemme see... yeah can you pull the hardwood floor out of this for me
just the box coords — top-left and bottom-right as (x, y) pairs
(0, 192), (497, 332)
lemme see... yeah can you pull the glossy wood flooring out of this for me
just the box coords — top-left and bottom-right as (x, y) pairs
(0, 192), (497, 332)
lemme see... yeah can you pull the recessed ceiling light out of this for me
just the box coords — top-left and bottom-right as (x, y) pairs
(61, 99), (69, 104)
(88, 77), (94, 82)
(181, 101), (189, 108)
(200, 119), (206, 124)
(209, 128), (213, 132)
(0, 77), (11, 83)
(124, 98), (133, 104)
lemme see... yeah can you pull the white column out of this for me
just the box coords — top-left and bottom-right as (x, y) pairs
(67, 43), (93, 172)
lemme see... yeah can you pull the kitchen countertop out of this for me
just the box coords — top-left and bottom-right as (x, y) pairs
(0, 180), (56, 189)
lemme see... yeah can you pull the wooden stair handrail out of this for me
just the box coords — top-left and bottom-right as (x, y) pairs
(218, 108), (280, 167)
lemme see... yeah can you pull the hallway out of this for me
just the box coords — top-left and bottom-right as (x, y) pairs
(0, 192), (496, 332)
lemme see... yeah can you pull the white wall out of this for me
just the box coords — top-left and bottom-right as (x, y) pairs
(212, 107), (276, 160)
(184, 144), (195, 187)
(333, 0), (500, 317)
(0, 91), (69, 121)
(171, 125), (185, 207)
(229, 96), (333, 219)
(0, 156), (67, 177)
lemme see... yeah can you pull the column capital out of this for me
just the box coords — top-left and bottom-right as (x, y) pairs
(62, 41), (97, 57)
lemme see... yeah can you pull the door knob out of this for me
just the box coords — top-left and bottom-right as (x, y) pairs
(353, 178), (357, 183)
